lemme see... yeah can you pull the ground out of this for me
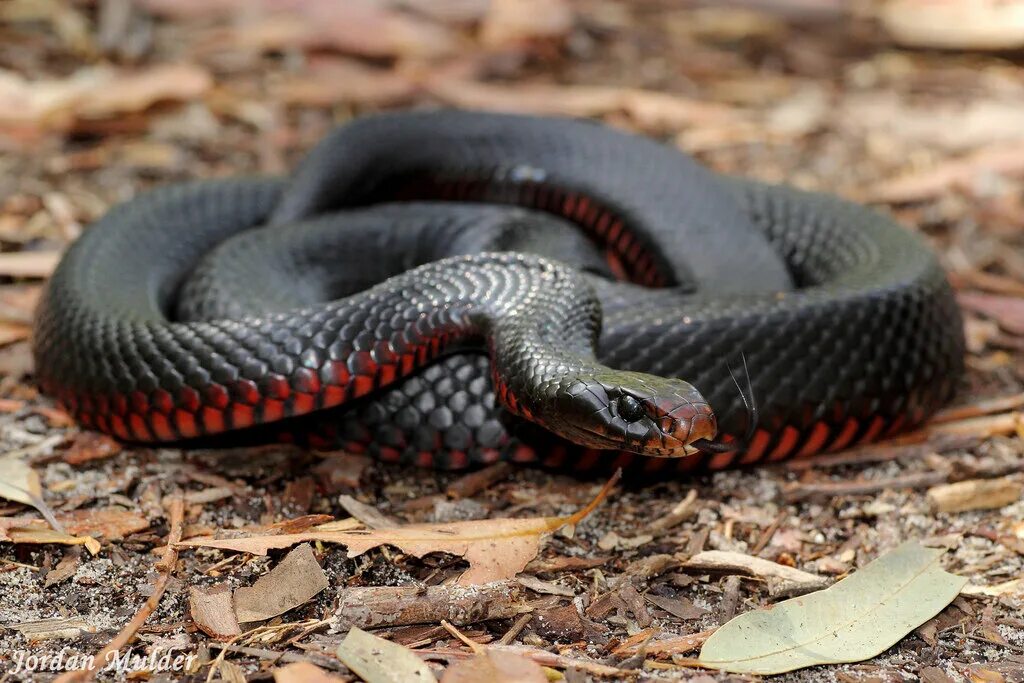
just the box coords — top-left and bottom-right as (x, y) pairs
(0, 1), (1023, 681)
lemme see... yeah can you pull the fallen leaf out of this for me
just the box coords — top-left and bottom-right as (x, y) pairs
(220, 0), (457, 58)
(233, 543), (329, 623)
(76, 64), (211, 119)
(442, 649), (546, 682)
(273, 662), (344, 683)
(0, 250), (62, 278)
(271, 57), (417, 108)
(961, 578), (1024, 597)
(880, 0), (1024, 50)
(11, 617), (95, 641)
(614, 629), (715, 658)
(338, 494), (401, 529)
(190, 584), (241, 640)
(62, 432), (123, 465)
(424, 78), (738, 132)
(0, 452), (62, 531)
(644, 594), (709, 620)
(183, 473), (617, 585)
(958, 293), (1024, 336)
(0, 64), (210, 135)
(681, 550), (829, 597)
(337, 626), (437, 683)
(5, 526), (101, 555)
(867, 142), (1024, 203)
(479, 0), (573, 47)
(698, 541), (967, 675)
(927, 477), (1023, 513)
(59, 508), (149, 540)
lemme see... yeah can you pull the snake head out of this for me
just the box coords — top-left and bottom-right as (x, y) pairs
(549, 372), (716, 457)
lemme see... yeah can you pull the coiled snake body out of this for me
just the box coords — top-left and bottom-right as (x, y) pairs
(33, 111), (965, 473)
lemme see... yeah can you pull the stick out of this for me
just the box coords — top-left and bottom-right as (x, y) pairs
(54, 496), (185, 682)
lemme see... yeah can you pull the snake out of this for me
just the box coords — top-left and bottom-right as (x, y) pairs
(32, 110), (965, 473)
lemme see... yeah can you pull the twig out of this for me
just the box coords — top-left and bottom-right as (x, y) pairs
(784, 471), (950, 502)
(749, 510), (786, 556)
(441, 620), (486, 654)
(54, 495), (185, 683)
(497, 612), (534, 645)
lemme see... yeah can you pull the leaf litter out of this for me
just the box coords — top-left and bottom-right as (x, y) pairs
(698, 541), (969, 675)
(180, 472), (619, 585)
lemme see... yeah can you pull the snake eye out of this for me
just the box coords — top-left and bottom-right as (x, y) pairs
(616, 395), (645, 422)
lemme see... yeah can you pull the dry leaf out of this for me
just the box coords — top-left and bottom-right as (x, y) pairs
(962, 578), (1024, 597)
(442, 649), (546, 682)
(0, 251), (62, 278)
(699, 541), (967, 675)
(222, 0), (457, 58)
(5, 526), (101, 555)
(190, 585), (241, 640)
(337, 626), (437, 683)
(424, 78), (737, 133)
(233, 543), (329, 623)
(75, 64), (211, 119)
(338, 494), (401, 529)
(11, 617), (95, 641)
(880, 0), (1024, 50)
(273, 662), (344, 683)
(867, 142), (1024, 203)
(0, 452), (63, 532)
(682, 550), (829, 597)
(958, 293), (1024, 336)
(0, 64), (209, 134)
(479, 0), (573, 47)
(62, 432), (123, 465)
(272, 58), (416, 108)
(182, 474), (617, 585)
(927, 477), (1023, 513)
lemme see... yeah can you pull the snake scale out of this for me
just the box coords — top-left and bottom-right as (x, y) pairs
(32, 111), (965, 473)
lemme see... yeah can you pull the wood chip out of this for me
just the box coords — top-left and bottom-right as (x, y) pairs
(189, 584), (242, 640)
(927, 477), (1023, 513)
(273, 661), (345, 682)
(644, 593), (709, 620)
(233, 543), (329, 624)
(338, 494), (401, 529)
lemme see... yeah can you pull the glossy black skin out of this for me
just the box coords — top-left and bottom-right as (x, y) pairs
(32, 111), (965, 472)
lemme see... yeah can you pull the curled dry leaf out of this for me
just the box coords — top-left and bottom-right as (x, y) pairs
(698, 541), (967, 675)
(337, 626), (437, 683)
(880, 0), (1024, 50)
(0, 64), (210, 135)
(233, 543), (330, 623)
(441, 649), (547, 683)
(958, 292), (1024, 336)
(189, 585), (241, 640)
(182, 473), (618, 585)
(479, 0), (573, 47)
(0, 452), (63, 532)
(221, 0), (458, 59)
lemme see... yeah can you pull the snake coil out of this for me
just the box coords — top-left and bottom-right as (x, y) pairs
(33, 111), (964, 473)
